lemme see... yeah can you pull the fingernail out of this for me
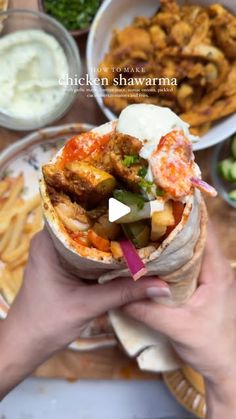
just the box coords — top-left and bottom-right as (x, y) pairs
(146, 287), (171, 298)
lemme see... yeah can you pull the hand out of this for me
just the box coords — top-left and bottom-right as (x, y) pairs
(123, 225), (236, 418)
(0, 228), (168, 399)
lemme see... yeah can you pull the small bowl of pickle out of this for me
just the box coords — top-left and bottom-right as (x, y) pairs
(211, 134), (236, 208)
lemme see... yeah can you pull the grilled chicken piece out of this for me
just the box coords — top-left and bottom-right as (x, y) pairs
(84, 147), (113, 173)
(42, 164), (68, 191)
(108, 132), (147, 191)
(49, 189), (89, 223)
(43, 161), (116, 208)
(47, 187), (91, 233)
(86, 203), (108, 220)
(110, 132), (142, 155)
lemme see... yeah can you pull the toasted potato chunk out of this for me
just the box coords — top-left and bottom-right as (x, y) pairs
(151, 224), (167, 241)
(110, 241), (123, 259)
(151, 201), (175, 240)
(153, 201), (175, 226)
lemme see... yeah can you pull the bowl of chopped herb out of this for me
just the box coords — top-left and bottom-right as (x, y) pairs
(38, 0), (102, 37)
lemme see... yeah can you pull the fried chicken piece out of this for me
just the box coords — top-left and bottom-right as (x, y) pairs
(170, 21), (192, 46)
(46, 186), (91, 233)
(110, 131), (142, 155)
(149, 25), (167, 49)
(98, 0), (236, 133)
(42, 162), (116, 208)
(209, 4), (236, 59)
(160, 0), (180, 15)
(115, 27), (152, 53)
(180, 94), (236, 126)
(108, 132), (147, 191)
(152, 12), (180, 30)
(42, 164), (68, 191)
(48, 188), (89, 224)
(177, 83), (194, 111)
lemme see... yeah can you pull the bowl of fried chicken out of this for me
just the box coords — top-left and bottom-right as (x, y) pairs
(86, 0), (236, 150)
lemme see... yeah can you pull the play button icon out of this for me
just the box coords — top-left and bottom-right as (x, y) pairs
(108, 198), (131, 222)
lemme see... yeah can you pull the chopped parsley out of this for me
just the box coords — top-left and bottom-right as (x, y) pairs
(122, 154), (140, 167)
(138, 166), (148, 178)
(138, 178), (154, 194)
(44, 0), (100, 31)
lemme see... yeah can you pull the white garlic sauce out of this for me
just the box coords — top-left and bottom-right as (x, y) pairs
(0, 29), (68, 121)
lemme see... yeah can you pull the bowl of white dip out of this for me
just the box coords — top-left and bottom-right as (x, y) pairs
(0, 9), (81, 130)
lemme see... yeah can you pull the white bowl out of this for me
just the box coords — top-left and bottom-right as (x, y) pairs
(87, 0), (236, 151)
(0, 9), (81, 131)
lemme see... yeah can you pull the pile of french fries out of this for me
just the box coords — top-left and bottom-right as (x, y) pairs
(0, 173), (43, 305)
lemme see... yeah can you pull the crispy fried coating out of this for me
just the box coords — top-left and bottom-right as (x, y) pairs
(108, 132), (146, 191)
(98, 0), (236, 134)
(43, 162), (116, 208)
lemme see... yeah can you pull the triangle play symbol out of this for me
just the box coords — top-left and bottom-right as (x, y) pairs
(108, 198), (131, 222)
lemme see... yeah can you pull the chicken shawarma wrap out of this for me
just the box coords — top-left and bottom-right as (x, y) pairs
(40, 104), (216, 371)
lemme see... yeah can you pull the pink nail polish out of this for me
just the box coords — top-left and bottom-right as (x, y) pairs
(146, 287), (171, 298)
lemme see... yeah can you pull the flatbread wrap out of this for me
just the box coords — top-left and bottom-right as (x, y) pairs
(40, 104), (216, 371)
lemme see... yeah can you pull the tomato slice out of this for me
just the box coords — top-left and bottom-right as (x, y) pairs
(172, 201), (185, 225)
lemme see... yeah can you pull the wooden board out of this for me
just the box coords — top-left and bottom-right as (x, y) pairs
(34, 347), (159, 381)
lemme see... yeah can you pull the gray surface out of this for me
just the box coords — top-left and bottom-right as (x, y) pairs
(0, 378), (197, 419)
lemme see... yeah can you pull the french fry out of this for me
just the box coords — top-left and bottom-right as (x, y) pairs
(0, 266), (23, 305)
(0, 177), (23, 234)
(0, 173), (23, 212)
(0, 179), (9, 196)
(1, 236), (29, 263)
(24, 222), (43, 236)
(0, 206), (16, 235)
(32, 205), (42, 221)
(4, 212), (27, 254)
(0, 175), (43, 305)
(23, 223), (31, 234)
(20, 194), (41, 214)
(0, 268), (15, 304)
(0, 220), (15, 253)
(8, 253), (28, 270)
(0, 196), (41, 235)
(24, 205), (43, 234)
(0, 293), (10, 315)
(11, 266), (24, 292)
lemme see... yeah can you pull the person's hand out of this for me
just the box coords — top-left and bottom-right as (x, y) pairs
(123, 225), (236, 418)
(0, 228), (168, 399)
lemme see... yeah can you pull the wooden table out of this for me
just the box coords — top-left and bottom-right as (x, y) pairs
(0, 0), (235, 381)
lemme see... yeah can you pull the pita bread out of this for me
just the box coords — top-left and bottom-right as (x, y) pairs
(40, 121), (207, 371)
(109, 202), (207, 372)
